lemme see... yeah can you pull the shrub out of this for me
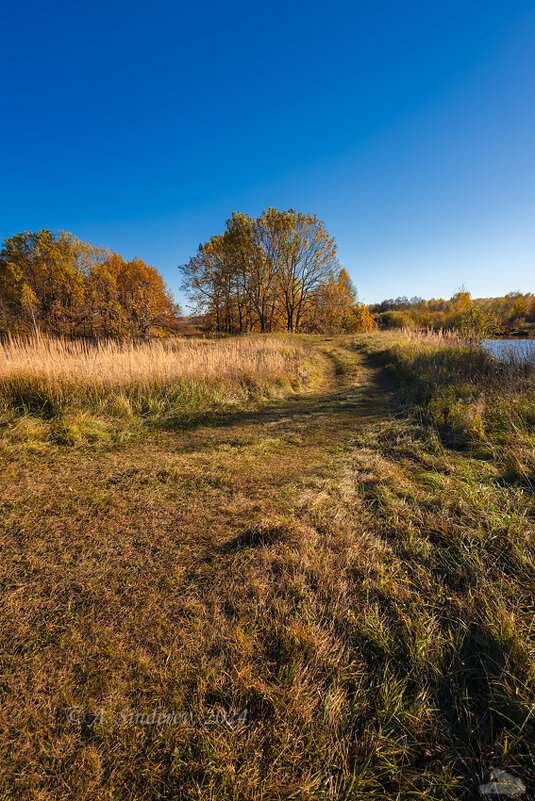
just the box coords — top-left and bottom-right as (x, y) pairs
(375, 311), (415, 329)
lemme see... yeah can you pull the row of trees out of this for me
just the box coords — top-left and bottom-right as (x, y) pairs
(4, 224), (531, 342)
(371, 290), (535, 333)
(0, 230), (179, 339)
(179, 209), (375, 333)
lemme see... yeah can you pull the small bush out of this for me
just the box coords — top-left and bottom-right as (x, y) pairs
(375, 311), (415, 329)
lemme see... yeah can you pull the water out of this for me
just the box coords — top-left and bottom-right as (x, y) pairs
(482, 339), (535, 362)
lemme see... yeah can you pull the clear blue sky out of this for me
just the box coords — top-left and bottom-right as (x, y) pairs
(2, 0), (534, 305)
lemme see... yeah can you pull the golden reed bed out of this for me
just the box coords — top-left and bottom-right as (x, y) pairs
(0, 335), (307, 385)
(0, 334), (320, 417)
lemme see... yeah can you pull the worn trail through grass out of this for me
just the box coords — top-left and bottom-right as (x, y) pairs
(1, 336), (534, 800)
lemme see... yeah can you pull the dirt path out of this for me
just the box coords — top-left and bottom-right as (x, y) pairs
(1, 338), (399, 799)
(0, 337), (535, 801)
(8, 339), (531, 800)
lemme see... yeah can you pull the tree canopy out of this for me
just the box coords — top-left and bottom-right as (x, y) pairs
(371, 290), (535, 335)
(179, 209), (375, 334)
(0, 230), (179, 338)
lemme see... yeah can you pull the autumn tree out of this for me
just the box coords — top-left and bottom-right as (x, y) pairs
(86, 252), (127, 338)
(0, 230), (179, 339)
(234, 212), (278, 332)
(311, 267), (357, 331)
(180, 208), (345, 334)
(344, 302), (377, 332)
(0, 230), (97, 336)
(116, 258), (176, 342)
(262, 208), (338, 332)
(179, 235), (235, 333)
(369, 289), (535, 333)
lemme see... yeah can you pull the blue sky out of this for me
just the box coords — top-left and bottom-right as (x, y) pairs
(2, 0), (534, 305)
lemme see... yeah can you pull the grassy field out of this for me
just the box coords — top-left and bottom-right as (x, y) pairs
(1, 333), (534, 799)
(0, 335), (322, 448)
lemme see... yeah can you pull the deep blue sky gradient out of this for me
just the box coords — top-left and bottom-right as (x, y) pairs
(2, 0), (534, 304)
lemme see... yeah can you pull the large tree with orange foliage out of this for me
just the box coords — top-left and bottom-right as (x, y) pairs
(0, 230), (179, 339)
(180, 209), (372, 334)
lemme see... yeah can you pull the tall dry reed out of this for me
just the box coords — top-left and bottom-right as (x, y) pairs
(0, 335), (320, 419)
(361, 329), (535, 482)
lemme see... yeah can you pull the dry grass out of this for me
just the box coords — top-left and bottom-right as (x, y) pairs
(0, 334), (534, 799)
(0, 334), (313, 388)
(358, 329), (535, 484)
(0, 335), (323, 440)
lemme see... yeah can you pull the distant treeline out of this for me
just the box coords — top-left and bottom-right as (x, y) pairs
(370, 290), (535, 335)
(179, 209), (376, 334)
(4, 225), (529, 342)
(0, 230), (180, 339)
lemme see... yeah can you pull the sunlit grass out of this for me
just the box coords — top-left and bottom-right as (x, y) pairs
(0, 335), (323, 438)
(357, 329), (535, 483)
(1, 334), (534, 798)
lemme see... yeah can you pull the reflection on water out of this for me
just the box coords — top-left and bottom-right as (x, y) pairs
(482, 339), (535, 362)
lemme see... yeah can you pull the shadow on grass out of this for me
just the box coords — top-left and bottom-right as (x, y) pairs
(220, 523), (294, 553)
(153, 348), (395, 438)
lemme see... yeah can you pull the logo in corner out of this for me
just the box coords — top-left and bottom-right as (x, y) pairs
(479, 768), (525, 796)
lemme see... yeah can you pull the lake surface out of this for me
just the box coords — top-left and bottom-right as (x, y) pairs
(482, 339), (535, 362)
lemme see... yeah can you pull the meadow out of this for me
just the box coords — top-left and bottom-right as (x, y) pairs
(361, 329), (535, 482)
(0, 335), (322, 447)
(1, 331), (534, 799)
